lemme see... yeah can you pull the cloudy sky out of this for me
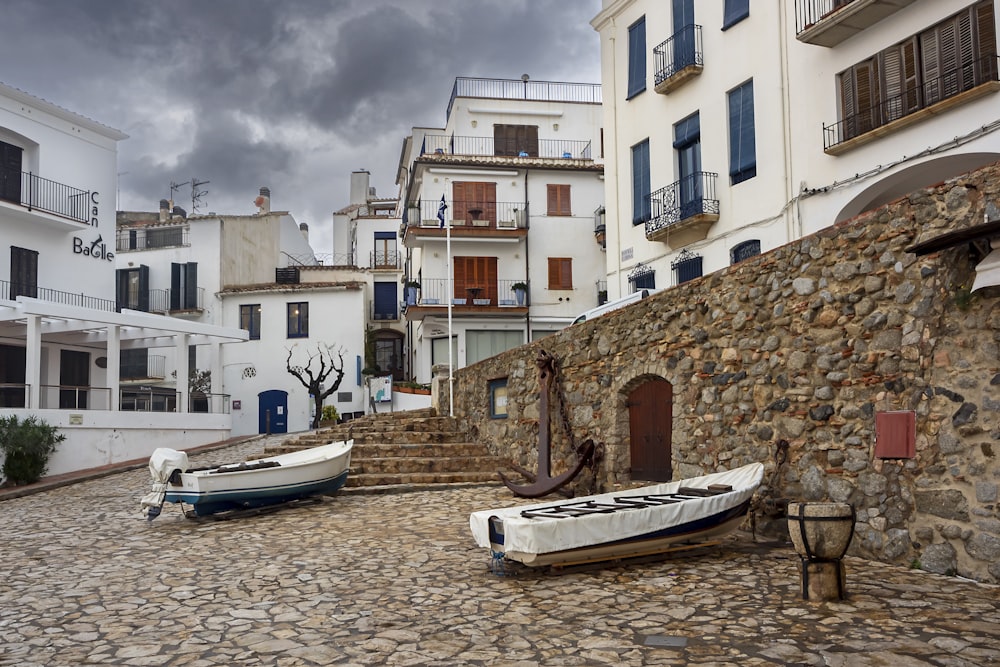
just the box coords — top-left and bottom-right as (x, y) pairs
(0, 0), (602, 254)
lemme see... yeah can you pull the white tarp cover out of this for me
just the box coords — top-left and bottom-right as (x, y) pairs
(470, 462), (764, 556)
(140, 448), (190, 517)
(972, 245), (1000, 292)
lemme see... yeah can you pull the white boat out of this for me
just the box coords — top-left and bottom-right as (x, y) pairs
(470, 462), (764, 568)
(141, 440), (353, 519)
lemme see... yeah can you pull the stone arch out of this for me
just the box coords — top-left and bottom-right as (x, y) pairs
(607, 363), (677, 486)
(835, 152), (1000, 224)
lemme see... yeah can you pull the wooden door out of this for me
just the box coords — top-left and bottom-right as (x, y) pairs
(628, 378), (673, 481)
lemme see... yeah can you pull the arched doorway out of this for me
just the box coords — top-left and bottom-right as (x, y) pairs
(258, 389), (288, 434)
(628, 378), (673, 481)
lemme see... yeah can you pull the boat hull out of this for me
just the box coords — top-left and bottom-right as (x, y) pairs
(161, 440), (353, 516)
(471, 462), (764, 568)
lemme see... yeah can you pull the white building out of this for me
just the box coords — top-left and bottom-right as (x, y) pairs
(331, 170), (407, 382)
(398, 77), (607, 385)
(0, 82), (247, 479)
(592, 0), (1000, 296)
(116, 189), (368, 437)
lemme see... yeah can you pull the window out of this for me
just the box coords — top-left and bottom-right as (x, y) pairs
(628, 264), (656, 291)
(723, 0), (749, 29)
(489, 378), (509, 418)
(547, 184), (571, 216)
(170, 262), (198, 310)
(837, 2), (995, 142)
(631, 139), (651, 225)
(548, 258), (573, 290)
(0, 140), (23, 205)
(0, 344), (27, 408)
(373, 231), (397, 269)
(673, 0), (697, 70)
(728, 81), (756, 184)
(116, 265), (149, 311)
(373, 282), (398, 320)
(674, 113), (703, 217)
(466, 330), (524, 366)
(373, 331), (404, 381)
(146, 226), (184, 248)
(627, 17), (647, 99)
(454, 256), (498, 304)
(287, 302), (309, 338)
(452, 181), (497, 224)
(672, 251), (703, 284)
(10, 246), (38, 299)
(494, 125), (539, 157)
(731, 240), (761, 264)
(120, 349), (149, 380)
(240, 304), (261, 340)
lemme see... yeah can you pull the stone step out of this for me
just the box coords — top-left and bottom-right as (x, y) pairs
(266, 431), (469, 454)
(351, 455), (502, 475)
(352, 442), (493, 458)
(345, 471), (501, 488)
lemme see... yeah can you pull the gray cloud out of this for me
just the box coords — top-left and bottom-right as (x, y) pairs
(0, 0), (601, 248)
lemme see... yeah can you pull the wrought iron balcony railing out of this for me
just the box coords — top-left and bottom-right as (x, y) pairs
(0, 279), (117, 312)
(447, 77), (602, 120)
(824, 54), (1000, 151)
(0, 171), (90, 223)
(654, 25), (704, 88)
(371, 249), (402, 269)
(645, 172), (720, 237)
(407, 200), (526, 229)
(421, 135), (592, 159)
(410, 278), (527, 307)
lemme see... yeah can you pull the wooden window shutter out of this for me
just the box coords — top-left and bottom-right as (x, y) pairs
(920, 23), (942, 103)
(875, 411), (915, 458)
(547, 184), (571, 216)
(452, 182), (467, 223)
(548, 258), (573, 290)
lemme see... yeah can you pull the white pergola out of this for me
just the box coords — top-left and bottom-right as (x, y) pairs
(0, 297), (248, 412)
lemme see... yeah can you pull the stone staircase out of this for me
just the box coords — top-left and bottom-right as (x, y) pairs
(261, 408), (508, 492)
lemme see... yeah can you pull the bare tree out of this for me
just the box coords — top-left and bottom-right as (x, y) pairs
(285, 344), (346, 430)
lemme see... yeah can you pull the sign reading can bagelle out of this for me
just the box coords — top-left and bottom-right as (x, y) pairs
(72, 191), (114, 261)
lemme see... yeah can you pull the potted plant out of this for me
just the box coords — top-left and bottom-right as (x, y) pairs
(511, 281), (528, 305)
(404, 280), (421, 306)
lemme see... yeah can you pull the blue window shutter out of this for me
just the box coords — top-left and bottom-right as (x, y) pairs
(673, 113), (700, 149)
(627, 17), (646, 99)
(723, 0), (750, 29)
(374, 231), (395, 240)
(631, 140), (651, 225)
(373, 282), (398, 320)
(676, 256), (703, 284)
(728, 81), (756, 184)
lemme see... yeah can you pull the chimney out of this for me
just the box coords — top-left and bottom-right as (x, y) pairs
(158, 199), (170, 223)
(299, 222), (309, 243)
(255, 186), (271, 214)
(349, 170), (370, 206)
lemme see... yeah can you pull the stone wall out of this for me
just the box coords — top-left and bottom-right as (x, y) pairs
(453, 161), (1000, 583)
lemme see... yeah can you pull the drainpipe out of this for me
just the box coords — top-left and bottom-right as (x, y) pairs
(523, 167), (531, 340)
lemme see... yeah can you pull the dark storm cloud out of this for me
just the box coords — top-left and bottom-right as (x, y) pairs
(0, 0), (601, 246)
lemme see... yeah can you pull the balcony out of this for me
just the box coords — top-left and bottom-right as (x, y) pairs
(371, 249), (402, 270)
(371, 301), (399, 321)
(796, 0), (918, 47)
(403, 278), (529, 320)
(420, 135), (593, 160)
(0, 171), (91, 227)
(824, 55), (1000, 154)
(121, 354), (166, 381)
(1, 279), (117, 312)
(446, 77), (602, 121)
(116, 226), (189, 252)
(654, 25), (704, 94)
(149, 287), (205, 315)
(645, 172), (720, 246)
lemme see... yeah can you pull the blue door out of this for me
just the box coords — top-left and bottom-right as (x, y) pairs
(258, 389), (288, 434)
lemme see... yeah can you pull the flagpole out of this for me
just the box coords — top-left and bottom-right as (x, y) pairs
(438, 194), (454, 417)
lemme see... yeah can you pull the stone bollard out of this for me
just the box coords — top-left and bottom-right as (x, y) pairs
(787, 502), (855, 601)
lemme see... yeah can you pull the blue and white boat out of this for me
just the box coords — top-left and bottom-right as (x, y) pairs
(141, 440), (353, 519)
(471, 462), (764, 568)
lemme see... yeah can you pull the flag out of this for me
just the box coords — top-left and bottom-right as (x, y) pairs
(437, 195), (447, 228)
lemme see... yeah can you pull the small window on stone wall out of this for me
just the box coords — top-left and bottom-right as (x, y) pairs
(489, 378), (508, 419)
(875, 410), (915, 458)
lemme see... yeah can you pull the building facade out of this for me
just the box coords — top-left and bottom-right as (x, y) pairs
(592, 0), (1000, 297)
(398, 77), (608, 385)
(0, 82), (247, 479)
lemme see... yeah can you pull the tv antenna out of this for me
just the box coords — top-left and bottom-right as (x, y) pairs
(169, 179), (190, 204)
(191, 178), (210, 214)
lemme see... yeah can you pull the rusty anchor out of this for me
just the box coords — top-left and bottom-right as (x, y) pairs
(500, 349), (596, 498)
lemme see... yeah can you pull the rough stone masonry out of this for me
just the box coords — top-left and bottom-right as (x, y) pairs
(454, 160), (1000, 583)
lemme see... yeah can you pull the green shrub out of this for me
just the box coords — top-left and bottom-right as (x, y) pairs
(0, 415), (66, 486)
(321, 405), (339, 422)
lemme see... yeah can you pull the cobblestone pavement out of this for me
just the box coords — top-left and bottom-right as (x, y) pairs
(2, 441), (999, 666)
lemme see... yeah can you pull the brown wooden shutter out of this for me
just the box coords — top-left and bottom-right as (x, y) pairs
(546, 184), (571, 216)
(454, 256), (498, 301)
(976, 2), (996, 81)
(547, 258), (573, 290)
